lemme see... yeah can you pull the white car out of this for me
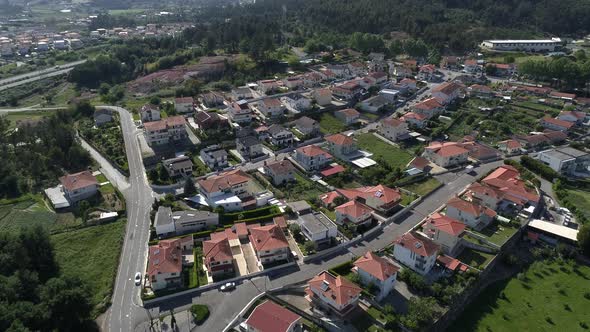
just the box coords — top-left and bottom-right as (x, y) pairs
(134, 272), (142, 286)
(220, 282), (236, 292)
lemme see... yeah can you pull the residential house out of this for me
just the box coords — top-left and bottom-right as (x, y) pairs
(243, 300), (301, 332)
(514, 133), (551, 150)
(298, 212), (338, 248)
(194, 111), (229, 134)
(232, 87), (253, 100)
(336, 185), (401, 214)
(198, 169), (254, 211)
(393, 66), (413, 79)
(140, 104), (161, 123)
(380, 117), (409, 142)
(273, 215), (289, 233)
(200, 145), (228, 171)
(228, 100), (253, 124)
(353, 252), (399, 301)
(154, 206), (219, 238)
(312, 88), (332, 106)
(378, 89), (400, 103)
(460, 139), (501, 162)
(393, 232), (440, 275)
(423, 141), (469, 168)
(417, 64), (436, 81)
(332, 80), (363, 100)
(335, 200), (373, 227)
(94, 108), (113, 126)
(249, 224), (290, 266)
(59, 171), (99, 203)
(540, 117), (574, 132)
(412, 98), (444, 118)
(432, 82), (463, 105)
(472, 165), (540, 211)
(305, 271), (362, 316)
(324, 64), (350, 78)
(400, 112), (428, 128)
(463, 59), (480, 73)
(334, 108), (360, 125)
(467, 84), (493, 98)
(348, 62), (367, 76)
(258, 79), (280, 94)
(148, 237), (193, 291)
(397, 78), (417, 92)
(319, 191), (344, 208)
(407, 156), (432, 175)
(549, 91), (576, 101)
(144, 116), (187, 146)
(557, 110), (587, 126)
(281, 94), (311, 112)
(295, 145), (333, 171)
(203, 237), (234, 278)
(514, 85), (553, 97)
(446, 197), (496, 231)
(283, 76), (304, 90)
(258, 98), (286, 118)
(440, 56), (459, 69)
(264, 159), (296, 186)
(162, 155), (193, 178)
(294, 116), (320, 137)
(422, 213), (466, 256)
(498, 139), (523, 156)
(174, 97), (194, 114)
(302, 72), (324, 88)
(267, 124), (294, 148)
(236, 129), (264, 160)
(360, 95), (390, 113)
(368, 71), (388, 85)
(325, 133), (357, 159)
(200, 92), (225, 108)
(487, 63), (515, 77)
(538, 147), (590, 176)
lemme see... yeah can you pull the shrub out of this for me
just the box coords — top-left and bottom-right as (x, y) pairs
(190, 304), (210, 325)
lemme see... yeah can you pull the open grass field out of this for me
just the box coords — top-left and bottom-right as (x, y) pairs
(317, 113), (346, 134)
(469, 222), (520, 247)
(52, 219), (126, 315)
(356, 133), (412, 169)
(401, 177), (442, 196)
(560, 186), (590, 222)
(450, 260), (590, 332)
(2, 110), (52, 128)
(457, 248), (496, 269)
(0, 195), (57, 233)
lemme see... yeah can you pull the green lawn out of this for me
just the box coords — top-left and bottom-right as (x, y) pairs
(317, 113), (346, 134)
(0, 195), (57, 233)
(319, 207), (336, 221)
(52, 220), (126, 316)
(2, 110), (52, 128)
(457, 248), (496, 269)
(356, 133), (413, 169)
(400, 191), (418, 206)
(401, 177), (442, 196)
(99, 183), (116, 194)
(469, 222), (519, 247)
(95, 173), (108, 183)
(559, 187), (590, 222)
(272, 171), (324, 201)
(450, 260), (590, 332)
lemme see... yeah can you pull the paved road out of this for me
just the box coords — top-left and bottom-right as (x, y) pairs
(97, 106), (155, 332)
(78, 136), (130, 192)
(0, 60), (86, 91)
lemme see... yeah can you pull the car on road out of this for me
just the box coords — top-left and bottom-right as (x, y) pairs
(220, 282), (236, 292)
(134, 272), (142, 286)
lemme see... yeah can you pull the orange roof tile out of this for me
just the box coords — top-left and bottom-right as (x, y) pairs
(249, 224), (289, 252)
(354, 252), (399, 281)
(394, 232), (440, 257)
(307, 271), (362, 306)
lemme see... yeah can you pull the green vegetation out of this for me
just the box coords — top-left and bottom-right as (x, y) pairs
(190, 304), (210, 325)
(0, 194), (57, 233)
(189, 247), (209, 288)
(220, 205), (281, 224)
(519, 53), (590, 89)
(400, 191), (418, 206)
(356, 133), (412, 169)
(520, 155), (560, 182)
(457, 248), (496, 269)
(78, 116), (129, 174)
(401, 177), (442, 196)
(51, 219), (126, 316)
(451, 260), (590, 332)
(316, 113), (347, 134)
(271, 171), (324, 201)
(1, 110), (53, 128)
(468, 222), (519, 247)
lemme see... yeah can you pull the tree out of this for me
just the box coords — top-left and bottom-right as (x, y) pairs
(40, 276), (93, 331)
(402, 297), (439, 330)
(333, 196), (347, 206)
(303, 241), (315, 254)
(288, 223), (301, 236)
(183, 178), (196, 196)
(578, 224), (590, 256)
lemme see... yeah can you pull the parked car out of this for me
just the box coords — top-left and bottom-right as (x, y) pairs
(220, 282), (236, 292)
(134, 272), (142, 286)
(291, 250), (299, 260)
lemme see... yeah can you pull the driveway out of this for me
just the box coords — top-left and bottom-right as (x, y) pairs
(241, 243), (260, 273)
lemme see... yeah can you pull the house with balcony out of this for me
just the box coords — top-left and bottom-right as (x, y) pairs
(243, 300), (301, 332)
(200, 91), (225, 108)
(325, 133), (357, 159)
(257, 79), (280, 94)
(336, 185), (401, 214)
(203, 236), (235, 278)
(305, 271), (362, 316)
(393, 232), (440, 275)
(537, 147), (590, 177)
(297, 212), (338, 249)
(249, 224), (290, 266)
(497, 139), (523, 156)
(432, 82), (463, 105)
(143, 116), (187, 146)
(380, 117), (409, 142)
(334, 108), (360, 125)
(281, 93), (311, 112)
(236, 130), (264, 160)
(423, 141), (469, 168)
(162, 156), (193, 178)
(422, 212), (466, 256)
(294, 145), (333, 171)
(194, 111), (229, 135)
(267, 124), (294, 148)
(174, 97), (194, 114)
(197, 169), (254, 212)
(417, 64), (436, 81)
(154, 206), (219, 238)
(148, 236), (193, 291)
(412, 98), (444, 119)
(228, 100), (253, 124)
(446, 197), (496, 231)
(264, 159), (296, 186)
(353, 251), (399, 301)
(312, 88), (332, 106)
(400, 112), (428, 129)
(335, 200), (373, 228)
(59, 171), (99, 204)
(140, 104), (161, 123)
(294, 116), (320, 137)
(258, 98), (286, 118)
(200, 145), (228, 171)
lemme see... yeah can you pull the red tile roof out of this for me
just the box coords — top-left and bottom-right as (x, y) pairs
(265, 160), (295, 175)
(336, 108), (360, 118)
(59, 171), (97, 192)
(541, 117), (574, 129)
(319, 191), (342, 206)
(499, 139), (522, 149)
(549, 91), (576, 99)
(325, 133), (354, 146)
(410, 157), (430, 170)
(203, 237), (233, 265)
(354, 251), (399, 281)
(482, 165), (539, 203)
(469, 84), (492, 93)
(320, 164), (346, 177)
(426, 212), (466, 236)
(559, 110), (586, 121)
(432, 82), (462, 95)
(307, 271), (362, 306)
(249, 224), (289, 252)
(401, 112), (428, 121)
(336, 200), (373, 219)
(382, 117), (405, 128)
(337, 185), (401, 207)
(437, 255), (462, 271)
(447, 197), (497, 218)
(296, 145), (332, 158)
(394, 232), (440, 257)
(414, 97), (442, 111)
(148, 237), (186, 277)
(198, 169), (251, 193)
(261, 98), (283, 108)
(425, 141), (469, 157)
(175, 96), (194, 104)
(245, 300), (300, 332)
(273, 215), (288, 229)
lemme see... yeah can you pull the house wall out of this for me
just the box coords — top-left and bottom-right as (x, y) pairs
(310, 286), (359, 312)
(257, 246), (289, 264)
(175, 102), (193, 114)
(380, 123), (408, 142)
(392, 244), (436, 275)
(357, 268), (396, 301)
(66, 184), (99, 203)
(423, 225), (461, 255)
(151, 272), (182, 291)
(175, 215), (219, 235)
